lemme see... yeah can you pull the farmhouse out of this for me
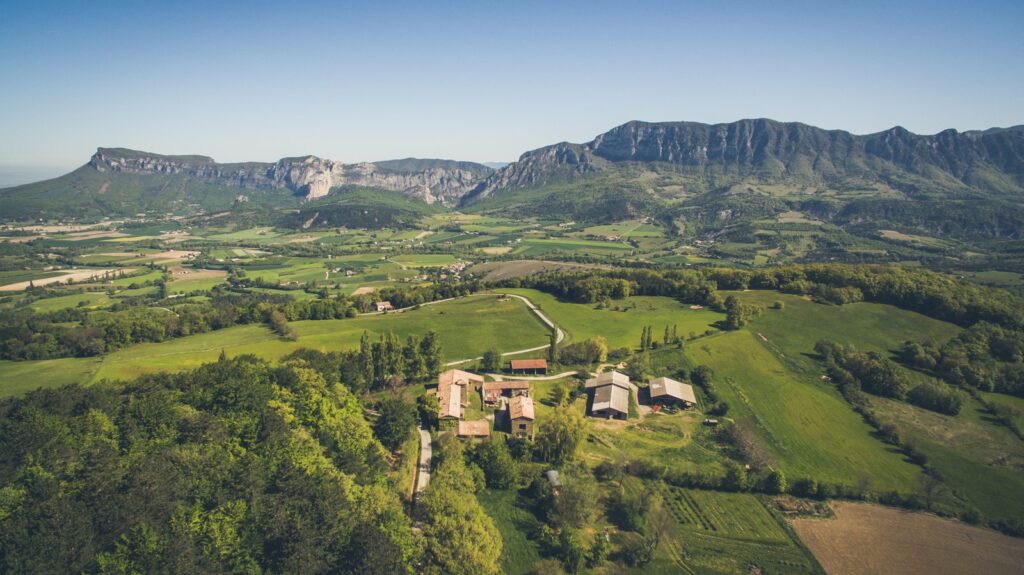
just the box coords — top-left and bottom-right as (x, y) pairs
(375, 301), (393, 312)
(457, 419), (491, 438)
(586, 371), (631, 419)
(649, 377), (697, 408)
(508, 395), (535, 439)
(510, 358), (547, 375)
(436, 369), (484, 423)
(481, 380), (531, 405)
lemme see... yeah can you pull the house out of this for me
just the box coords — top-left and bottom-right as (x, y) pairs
(510, 358), (548, 375)
(481, 380), (531, 405)
(508, 395), (535, 439)
(436, 369), (485, 424)
(376, 301), (393, 312)
(458, 419), (491, 438)
(585, 370), (631, 419)
(648, 377), (697, 408)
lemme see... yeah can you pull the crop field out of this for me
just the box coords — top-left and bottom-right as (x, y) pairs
(639, 485), (822, 575)
(509, 237), (634, 258)
(687, 330), (922, 492)
(791, 502), (1024, 575)
(388, 254), (460, 267)
(501, 288), (724, 349)
(574, 219), (665, 238)
(87, 295), (549, 383)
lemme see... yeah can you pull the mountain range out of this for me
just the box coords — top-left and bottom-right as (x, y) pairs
(2, 119), (1023, 237)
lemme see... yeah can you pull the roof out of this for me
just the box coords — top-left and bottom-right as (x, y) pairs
(438, 369), (485, 387)
(508, 395), (535, 420)
(458, 420), (491, 437)
(510, 358), (548, 370)
(438, 383), (463, 419)
(482, 380), (531, 392)
(649, 377), (697, 404)
(586, 370), (631, 390)
(592, 381), (629, 414)
(545, 469), (562, 487)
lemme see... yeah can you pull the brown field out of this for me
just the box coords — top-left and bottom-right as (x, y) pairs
(351, 286), (376, 295)
(470, 259), (607, 281)
(167, 268), (225, 280)
(0, 268), (132, 291)
(479, 246), (513, 255)
(61, 230), (128, 241)
(791, 502), (1024, 575)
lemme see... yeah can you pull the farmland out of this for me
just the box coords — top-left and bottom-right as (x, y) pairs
(792, 502), (1024, 575)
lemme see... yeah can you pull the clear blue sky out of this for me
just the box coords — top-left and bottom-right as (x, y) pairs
(1, 0), (1021, 177)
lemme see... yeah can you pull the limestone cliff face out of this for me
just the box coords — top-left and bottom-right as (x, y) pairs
(89, 149), (490, 205)
(462, 120), (1024, 205)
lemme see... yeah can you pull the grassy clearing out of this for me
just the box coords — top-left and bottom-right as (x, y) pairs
(28, 291), (115, 312)
(476, 490), (544, 575)
(0, 357), (103, 397)
(687, 331), (922, 492)
(501, 288), (724, 350)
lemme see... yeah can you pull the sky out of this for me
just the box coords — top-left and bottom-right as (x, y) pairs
(0, 0), (1022, 183)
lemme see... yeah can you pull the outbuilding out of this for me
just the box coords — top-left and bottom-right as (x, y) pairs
(586, 370), (631, 420)
(508, 395), (536, 439)
(510, 358), (548, 375)
(649, 376), (697, 408)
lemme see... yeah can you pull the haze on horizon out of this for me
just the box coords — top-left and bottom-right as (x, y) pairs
(1, 0), (1022, 186)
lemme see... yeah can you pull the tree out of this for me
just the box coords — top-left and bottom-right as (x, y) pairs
(420, 331), (443, 378)
(627, 352), (651, 382)
(373, 396), (417, 451)
(722, 462), (748, 492)
(663, 325), (670, 345)
(473, 439), (518, 489)
(267, 310), (297, 340)
(481, 347), (501, 373)
(764, 468), (787, 494)
(549, 473), (598, 528)
(536, 406), (589, 465)
(403, 335), (426, 382)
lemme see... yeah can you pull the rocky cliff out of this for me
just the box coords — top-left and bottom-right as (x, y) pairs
(89, 149), (491, 205)
(463, 120), (1024, 203)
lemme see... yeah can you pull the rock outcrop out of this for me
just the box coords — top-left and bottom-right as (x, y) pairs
(90, 149), (491, 205)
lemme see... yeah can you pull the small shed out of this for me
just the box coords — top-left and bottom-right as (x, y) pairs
(508, 395), (536, 439)
(510, 358), (548, 375)
(376, 301), (394, 312)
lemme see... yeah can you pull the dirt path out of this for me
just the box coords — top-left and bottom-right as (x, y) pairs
(487, 370), (581, 381)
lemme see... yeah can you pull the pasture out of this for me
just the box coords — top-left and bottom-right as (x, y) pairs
(500, 288), (724, 350)
(88, 295), (549, 383)
(687, 330), (922, 492)
(0, 357), (103, 397)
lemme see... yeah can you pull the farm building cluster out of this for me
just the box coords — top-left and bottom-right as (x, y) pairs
(585, 370), (696, 420)
(435, 368), (536, 439)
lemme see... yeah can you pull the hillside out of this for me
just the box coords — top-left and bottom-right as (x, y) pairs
(463, 120), (1024, 239)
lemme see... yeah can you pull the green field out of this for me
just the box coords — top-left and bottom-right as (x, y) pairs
(502, 288), (724, 350)
(476, 490), (544, 575)
(687, 330), (922, 492)
(89, 295), (549, 383)
(388, 254), (460, 267)
(0, 357), (103, 397)
(29, 291), (114, 312)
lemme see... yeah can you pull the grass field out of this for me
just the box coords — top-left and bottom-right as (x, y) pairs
(29, 291), (115, 312)
(0, 357), (103, 397)
(88, 295), (549, 383)
(792, 502), (1024, 575)
(388, 254), (460, 267)
(687, 330), (922, 492)
(501, 288), (724, 350)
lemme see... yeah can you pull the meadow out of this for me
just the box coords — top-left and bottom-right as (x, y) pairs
(501, 288), (724, 350)
(687, 330), (922, 492)
(87, 295), (549, 383)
